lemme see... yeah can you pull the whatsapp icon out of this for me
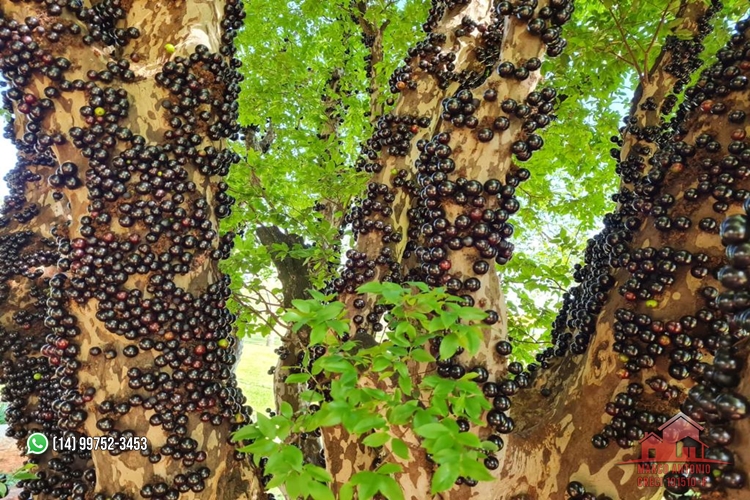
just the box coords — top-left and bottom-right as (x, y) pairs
(27, 433), (48, 454)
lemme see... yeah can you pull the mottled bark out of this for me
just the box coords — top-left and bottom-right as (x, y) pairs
(323, 0), (563, 496)
(0, 145), (90, 498)
(2, 0), (264, 498)
(321, 1), (750, 500)
(494, 6), (750, 500)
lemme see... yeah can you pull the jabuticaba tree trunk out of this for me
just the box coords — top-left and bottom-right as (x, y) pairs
(495, 12), (750, 500)
(1, 1), (265, 499)
(0, 138), (93, 498)
(324, 0), (573, 496)
(267, 5), (395, 474)
(326, 0), (750, 499)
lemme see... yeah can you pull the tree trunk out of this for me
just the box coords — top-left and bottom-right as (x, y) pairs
(325, 0), (750, 499)
(1, 1), (264, 498)
(0, 144), (93, 499)
(491, 6), (750, 500)
(324, 0), (570, 496)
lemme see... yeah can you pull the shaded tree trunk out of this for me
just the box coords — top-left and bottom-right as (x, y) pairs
(0, 144), (92, 498)
(323, 0), (750, 499)
(1, 0), (264, 498)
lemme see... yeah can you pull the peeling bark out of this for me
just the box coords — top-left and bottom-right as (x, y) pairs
(496, 8), (750, 500)
(0, 146), (92, 498)
(2, 0), (264, 498)
(323, 0), (571, 496)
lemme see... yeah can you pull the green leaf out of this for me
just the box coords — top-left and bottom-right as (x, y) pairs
(432, 462), (460, 494)
(340, 482), (355, 500)
(456, 431), (482, 448)
(232, 423), (261, 442)
(362, 431), (390, 448)
(308, 289), (328, 301)
(357, 282), (383, 294)
(414, 422), (447, 439)
(375, 462), (403, 475)
(285, 373), (311, 384)
(308, 480), (336, 500)
(461, 458), (495, 482)
(350, 472), (381, 500)
(291, 299), (313, 314)
(317, 356), (354, 374)
(310, 323), (328, 345)
(351, 414), (387, 434)
(389, 401), (419, 425)
(372, 355), (391, 372)
(410, 348), (435, 363)
(439, 333), (459, 359)
(378, 476), (405, 500)
(465, 326), (483, 355)
(306, 464), (333, 483)
(427, 316), (444, 333)
(391, 438), (410, 460)
(394, 321), (416, 342)
(12, 472), (37, 481)
(256, 413), (275, 438)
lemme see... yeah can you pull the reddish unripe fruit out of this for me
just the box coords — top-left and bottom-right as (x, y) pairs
(194, 345), (207, 356)
(700, 100), (714, 112)
(410, 125), (419, 134)
(439, 260), (452, 271)
(666, 321), (682, 334)
(731, 129), (746, 140)
(396, 81), (407, 91)
(670, 162), (684, 173)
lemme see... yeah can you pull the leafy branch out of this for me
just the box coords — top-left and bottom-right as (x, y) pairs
(231, 283), (500, 499)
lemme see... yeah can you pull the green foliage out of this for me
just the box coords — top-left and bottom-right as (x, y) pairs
(222, 0), (431, 340)
(233, 283), (496, 498)
(0, 464), (38, 498)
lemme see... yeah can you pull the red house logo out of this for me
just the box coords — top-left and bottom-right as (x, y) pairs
(620, 412), (726, 465)
(620, 412), (731, 488)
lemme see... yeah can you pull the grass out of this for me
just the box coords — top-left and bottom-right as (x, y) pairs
(236, 338), (278, 415)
